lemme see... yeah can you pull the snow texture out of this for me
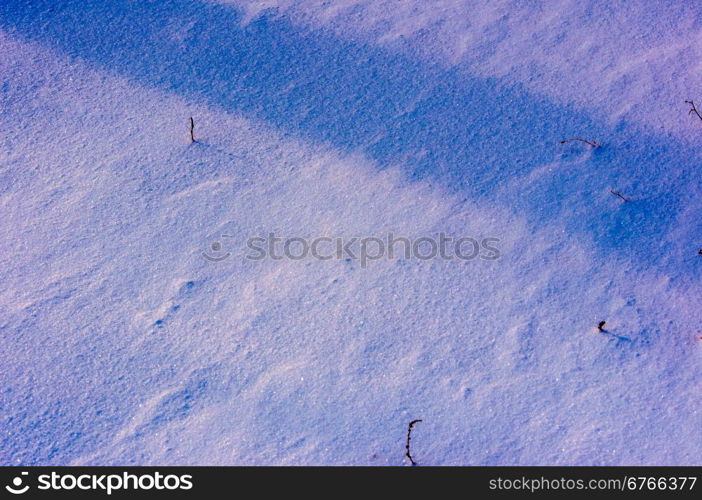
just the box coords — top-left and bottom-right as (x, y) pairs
(0, 0), (701, 465)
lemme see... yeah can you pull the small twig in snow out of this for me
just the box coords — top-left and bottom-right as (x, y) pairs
(405, 419), (422, 466)
(189, 117), (196, 143)
(610, 189), (629, 202)
(597, 320), (607, 332)
(685, 100), (702, 121)
(559, 138), (601, 148)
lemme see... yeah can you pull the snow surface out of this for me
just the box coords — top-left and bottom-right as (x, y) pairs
(225, 0), (702, 141)
(0, 0), (701, 465)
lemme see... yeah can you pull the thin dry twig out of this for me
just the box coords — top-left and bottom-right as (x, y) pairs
(685, 100), (702, 121)
(610, 189), (629, 202)
(405, 419), (423, 466)
(189, 117), (195, 143)
(559, 138), (601, 148)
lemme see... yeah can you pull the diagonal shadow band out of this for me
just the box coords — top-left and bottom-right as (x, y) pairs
(1, 0), (700, 273)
